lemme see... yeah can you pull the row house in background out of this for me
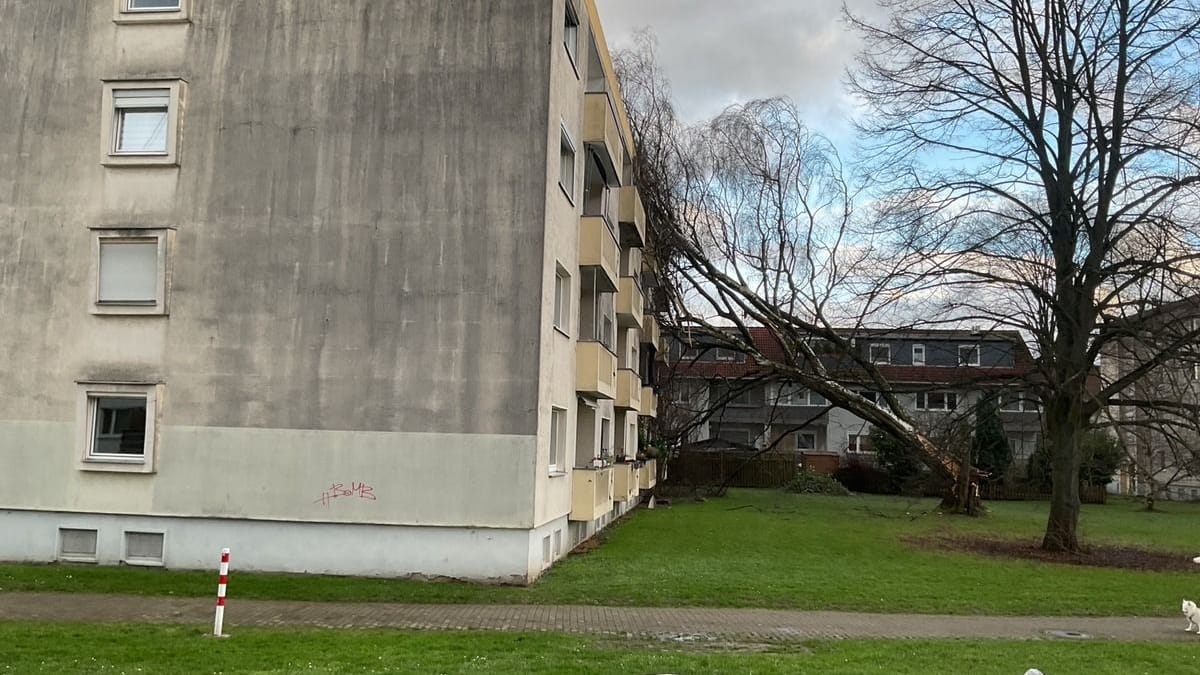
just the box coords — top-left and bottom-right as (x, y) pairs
(0, 0), (662, 582)
(667, 328), (1042, 475)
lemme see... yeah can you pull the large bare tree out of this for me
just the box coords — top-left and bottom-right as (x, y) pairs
(847, 0), (1200, 550)
(616, 36), (991, 512)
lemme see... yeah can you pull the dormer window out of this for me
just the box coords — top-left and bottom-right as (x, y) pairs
(958, 344), (980, 367)
(869, 343), (891, 365)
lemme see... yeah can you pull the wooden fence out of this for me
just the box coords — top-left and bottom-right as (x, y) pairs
(978, 481), (1108, 504)
(666, 451), (800, 489)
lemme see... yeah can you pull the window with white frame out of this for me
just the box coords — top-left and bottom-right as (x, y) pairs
(114, 0), (189, 23)
(549, 407), (566, 472)
(958, 344), (981, 366)
(999, 390), (1040, 412)
(102, 81), (185, 165)
(869, 343), (891, 364)
(912, 344), (926, 366)
(563, 1), (580, 70)
(847, 433), (873, 453)
(553, 265), (570, 333)
(92, 230), (171, 315)
(915, 391), (958, 411)
(78, 382), (160, 472)
(559, 127), (576, 201)
(795, 432), (817, 450)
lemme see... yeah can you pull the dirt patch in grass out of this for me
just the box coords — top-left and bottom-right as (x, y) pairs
(910, 535), (1199, 572)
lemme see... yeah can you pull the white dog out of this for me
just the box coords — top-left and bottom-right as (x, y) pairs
(1184, 599), (1200, 633)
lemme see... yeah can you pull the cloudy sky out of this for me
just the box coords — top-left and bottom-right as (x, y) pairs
(595, 0), (881, 142)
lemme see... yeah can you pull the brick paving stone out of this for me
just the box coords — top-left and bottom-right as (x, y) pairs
(0, 592), (1192, 642)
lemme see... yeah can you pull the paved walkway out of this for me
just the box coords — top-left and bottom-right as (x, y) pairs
(1, 592), (1193, 642)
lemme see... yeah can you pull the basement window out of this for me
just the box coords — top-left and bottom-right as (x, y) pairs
(59, 528), (99, 563)
(123, 531), (165, 566)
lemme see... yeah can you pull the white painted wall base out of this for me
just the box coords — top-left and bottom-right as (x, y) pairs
(0, 509), (566, 584)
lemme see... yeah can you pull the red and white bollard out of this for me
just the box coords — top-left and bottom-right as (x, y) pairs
(213, 548), (230, 637)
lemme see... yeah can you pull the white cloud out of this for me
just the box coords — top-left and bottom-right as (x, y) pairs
(595, 0), (884, 141)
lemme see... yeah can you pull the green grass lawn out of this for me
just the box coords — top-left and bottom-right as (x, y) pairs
(2, 490), (1197, 615)
(2, 622), (1197, 675)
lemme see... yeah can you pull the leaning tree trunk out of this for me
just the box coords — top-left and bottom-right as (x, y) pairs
(1042, 409), (1084, 552)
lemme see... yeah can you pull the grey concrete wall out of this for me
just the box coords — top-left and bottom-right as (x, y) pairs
(0, 0), (552, 435)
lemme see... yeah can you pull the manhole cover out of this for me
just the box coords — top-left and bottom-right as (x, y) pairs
(1045, 630), (1092, 640)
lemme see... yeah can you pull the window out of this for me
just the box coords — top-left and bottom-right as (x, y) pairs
(714, 348), (740, 362)
(714, 426), (752, 445)
(542, 535), (552, 566)
(869, 343), (891, 365)
(563, 1), (580, 71)
(958, 344), (981, 366)
(855, 390), (888, 408)
(915, 391), (958, 411)
(59, 528), (98, 563)
(848, 434), (874, 453)
(912, 344), (926, 366)
(553, 529), (563, 557)
(114, 89), (170, 154)
(776, 384), (826, 407)
(796, 432), (817, 450)
(549, 407), (566, 472)
(114, 0), (189, 23)
(123, 531), (164, 566)
(553, 266), (570, 333)
(559, 126), (576, 201)
(600, 418), (612, 460)
(102, 81), (185, 165)
(78, 382), (160, 473)
(91, 229), (171, 315)
(999, 391), (1040, 412)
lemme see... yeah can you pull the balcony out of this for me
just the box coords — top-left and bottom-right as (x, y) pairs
(618, 186), (645, 248)
(640, 386), (658, 418)
(639, 459), (658, 490)
(615, 368), (642, 411)
(579, 216), (619, 292)
(570, 466), (615, 521)
(616, 276), (644, 329)
(576, 341), (617, 399)
(583, 92), (624, 186)
(641, 314), (662, 351)
(612, 463), (639, 503)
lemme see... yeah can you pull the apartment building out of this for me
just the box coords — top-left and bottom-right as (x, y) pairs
(0, 0), (662, 582)
(668, 329), (1042, 472)
(1102, 300), (1200, 501)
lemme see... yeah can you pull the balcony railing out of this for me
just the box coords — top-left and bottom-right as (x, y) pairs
(579, 216), (619, 293)
(576, 340), (617, 399)
(618, 185), (645, 249)
(641, 314), (662, 351)
(615, 368), (642, 410)
(570, 466), (615, 521)
(616, 276), (644, 329)
(640, 386), (658, 418)
(639, 459), (658, 490)
(583, 92), (623, 186)
(612, 462), (639, 503)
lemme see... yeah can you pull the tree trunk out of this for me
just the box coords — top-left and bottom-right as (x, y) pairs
(1042, 412), (1084, 552)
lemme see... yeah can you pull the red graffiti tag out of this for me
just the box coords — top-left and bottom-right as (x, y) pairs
(315, 481), (377, 506)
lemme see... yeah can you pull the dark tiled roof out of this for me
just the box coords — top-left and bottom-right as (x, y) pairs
(671, 326), (1037, 385)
